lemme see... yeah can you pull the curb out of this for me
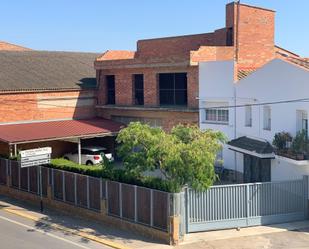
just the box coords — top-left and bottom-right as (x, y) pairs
(3, 207), (132, 249)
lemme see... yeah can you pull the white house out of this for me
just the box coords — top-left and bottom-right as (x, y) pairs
(199, 58), (309, 182)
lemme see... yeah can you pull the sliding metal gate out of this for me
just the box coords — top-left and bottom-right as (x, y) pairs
(186, 177), (308, 233)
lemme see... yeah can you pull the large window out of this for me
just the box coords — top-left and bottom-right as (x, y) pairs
(106, 75), (115, 105)
(159, 73), (187, 106)
(133, 74), (144, 105)
(263, 106), (271, 130)
(245, 105), (252, 127)
(205, 108), (229, 124)
(226, 27), (233, 46)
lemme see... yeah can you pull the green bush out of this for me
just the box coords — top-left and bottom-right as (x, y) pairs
(48, 158), (104, 177)
(292, 130), (308, 154)
(47, 158), (179, 193)
(273, 132), (292, 150)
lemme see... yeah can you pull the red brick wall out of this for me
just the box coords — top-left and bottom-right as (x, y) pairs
(97, 66), (199, 109)
(226, 3), (275, 68)
(190, 46), (234, 64)
(0, 90), (96, 123)
(136, 33), (221, 59)
(95, 2), (277, 130)
(97, 108), (198, 131)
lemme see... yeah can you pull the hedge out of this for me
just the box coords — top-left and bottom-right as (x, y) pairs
(47, 158), (180, 193)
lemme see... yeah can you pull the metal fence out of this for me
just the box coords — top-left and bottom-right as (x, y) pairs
(186, 178), (308, 233)
(0, 158), (171, 231)
(102, 180), (170, 231)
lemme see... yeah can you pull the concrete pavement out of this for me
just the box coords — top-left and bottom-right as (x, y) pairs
(176, 228), (309, 249)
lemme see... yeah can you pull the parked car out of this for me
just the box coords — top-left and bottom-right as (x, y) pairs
(63, 146), (114, 165)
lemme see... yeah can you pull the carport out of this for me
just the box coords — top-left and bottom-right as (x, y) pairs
(0, 118), (124, 164)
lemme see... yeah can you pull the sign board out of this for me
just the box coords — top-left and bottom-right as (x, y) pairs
(20, 147), (52, 168)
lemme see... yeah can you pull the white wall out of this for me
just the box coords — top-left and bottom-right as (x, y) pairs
(199, 60), (237, 171)
(271, 157), (309, 181)
(236, 59), (309, 140)
(199, 59), (309, 180)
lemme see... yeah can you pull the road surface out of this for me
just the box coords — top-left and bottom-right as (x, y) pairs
(0, 208), (110, 249)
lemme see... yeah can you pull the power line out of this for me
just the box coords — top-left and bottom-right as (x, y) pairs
(0, 96), (308, 112)
(199, 97), (309, 110)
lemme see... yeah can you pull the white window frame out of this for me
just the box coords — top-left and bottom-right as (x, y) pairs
(263, 106), (271, 131)
(204, 108), (229, 125)
(245, 105), (252, 127)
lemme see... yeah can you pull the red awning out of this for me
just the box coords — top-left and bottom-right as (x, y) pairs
(0, 118), (124, 144)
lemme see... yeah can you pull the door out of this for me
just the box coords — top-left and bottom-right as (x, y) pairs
(244, 155), (271, 183)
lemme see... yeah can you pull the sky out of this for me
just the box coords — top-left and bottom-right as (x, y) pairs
(1, 0), (308, 56)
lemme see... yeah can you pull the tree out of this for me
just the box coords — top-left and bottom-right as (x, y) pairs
(116, 122), (226, 191)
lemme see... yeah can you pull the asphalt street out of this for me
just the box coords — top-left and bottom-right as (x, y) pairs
(0, 208), (110, 249)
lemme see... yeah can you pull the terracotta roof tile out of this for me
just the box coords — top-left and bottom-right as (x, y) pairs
(276, 51), (309, 71)
(96, 50), (135, 61)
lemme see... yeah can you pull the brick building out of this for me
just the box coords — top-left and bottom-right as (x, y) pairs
(94, 2), (283, 130)
(0, 48), (122, 158)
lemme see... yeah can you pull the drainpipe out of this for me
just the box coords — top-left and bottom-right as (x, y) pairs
(233, 0), (241, 183)
(233, 83), (238, 182)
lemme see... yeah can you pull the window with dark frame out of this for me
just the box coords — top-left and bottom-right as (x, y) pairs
(226, 27), (233, 46)
(133, 74), (144, 105)
(106, 75), (115, 105)
(159, 73), (187, 106)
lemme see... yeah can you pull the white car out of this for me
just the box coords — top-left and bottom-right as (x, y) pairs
(63, 146), (114, 165)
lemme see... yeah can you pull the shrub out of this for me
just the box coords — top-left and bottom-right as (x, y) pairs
(47, 158), (179, 193)
(292, 130), (309, 154)
(273, 132), (292, 150)
(48, 158), (104, 177)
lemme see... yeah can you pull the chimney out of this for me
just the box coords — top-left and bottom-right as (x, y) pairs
(226, 2), (276, 69)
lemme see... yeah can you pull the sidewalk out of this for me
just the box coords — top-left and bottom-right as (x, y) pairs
(0, 195), (171, 249)
(1, 194), (309, 249)
(181, 220), (309, 245)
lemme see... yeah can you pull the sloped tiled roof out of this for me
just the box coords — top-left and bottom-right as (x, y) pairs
(276, 51), (309, 71)
(96, 50), (135, 61)
(228, 136), (274, 155)
(0, 51), (99, 92)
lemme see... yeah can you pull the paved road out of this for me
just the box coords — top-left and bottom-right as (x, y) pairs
(0, 209), (110, 249)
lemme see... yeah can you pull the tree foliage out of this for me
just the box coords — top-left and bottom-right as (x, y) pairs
(116, 122), (226, 191)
